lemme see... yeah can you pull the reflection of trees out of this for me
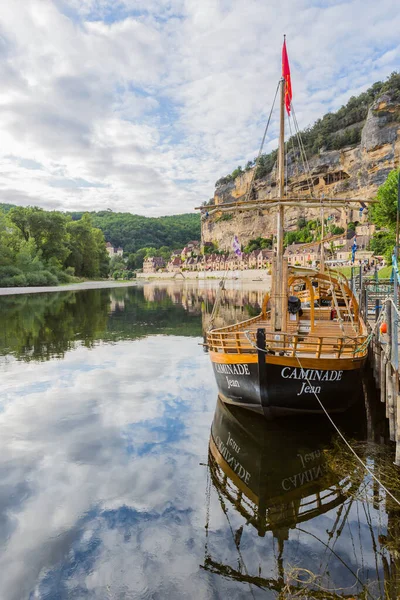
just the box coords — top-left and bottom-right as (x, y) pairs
(0, 287), (202, 362)
(0, 291), (110, 361)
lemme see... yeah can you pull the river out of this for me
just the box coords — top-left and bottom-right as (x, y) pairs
(0, 282), (398, 599)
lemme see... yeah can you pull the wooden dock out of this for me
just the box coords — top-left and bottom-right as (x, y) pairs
(358, 275), (400, 464)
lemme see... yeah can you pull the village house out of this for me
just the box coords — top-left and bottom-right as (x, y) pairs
(106, 242), (123, 257)
(284, 243), (320, 266)
(167, 256), (183, 272)
(248, 249), (261, 269)
(143, 256), (166, 273)
(257, 249), (273, 269)
(335, 235), (373, 262)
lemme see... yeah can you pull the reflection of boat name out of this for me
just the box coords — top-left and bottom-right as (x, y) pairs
(281, 464), (326, 491)
(281, 367), (343, 382)
(215, 363), (251, 376)
(215, 435), (250, 484)
(227, 431), (240, 454)
(297, 450), (321, 469)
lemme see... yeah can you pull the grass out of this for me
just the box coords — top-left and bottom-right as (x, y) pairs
(377, 265), (392, 279)
(331, 265), (392, 280)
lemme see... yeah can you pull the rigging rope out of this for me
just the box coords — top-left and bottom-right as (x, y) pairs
(242, 322), (400, 508)
(244, 80), (280, 205)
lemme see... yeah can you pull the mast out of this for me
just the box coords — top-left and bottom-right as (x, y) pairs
(320, 205), (325, 272)
(274, 76), (286, 331)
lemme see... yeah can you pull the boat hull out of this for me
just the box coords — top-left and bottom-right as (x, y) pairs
(210, 352), (366, 417)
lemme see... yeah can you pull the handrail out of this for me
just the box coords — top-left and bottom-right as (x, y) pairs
(207, 329), (368, 358)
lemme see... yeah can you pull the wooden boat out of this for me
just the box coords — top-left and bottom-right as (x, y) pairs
(203, 42), (369, 416)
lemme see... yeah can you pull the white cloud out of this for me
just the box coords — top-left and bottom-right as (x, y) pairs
(0, 0), (398, 216)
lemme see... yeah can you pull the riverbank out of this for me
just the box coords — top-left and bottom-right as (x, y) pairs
(136, 269), (271, 281)
(0, 280), (139, 296)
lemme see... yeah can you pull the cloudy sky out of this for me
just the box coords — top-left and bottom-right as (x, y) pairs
(0, 0), (399, 217)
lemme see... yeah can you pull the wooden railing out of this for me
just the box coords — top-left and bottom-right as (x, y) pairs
(207, 328), (368, 358)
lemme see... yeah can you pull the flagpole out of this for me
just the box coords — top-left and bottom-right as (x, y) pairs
(274, 34), (288, 331)
(394, 173), (400, 307)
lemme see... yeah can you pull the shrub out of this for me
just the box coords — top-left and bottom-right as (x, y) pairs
(1, 274), (27, 287)
(41, 270), (59, 285)
(25, 272), (48, 286)
(55, 270), (73, 283)
(0, 265), (23, 278)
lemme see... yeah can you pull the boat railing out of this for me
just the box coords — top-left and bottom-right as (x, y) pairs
(207, 329), (367, 358)
(209, 451), (351, 533)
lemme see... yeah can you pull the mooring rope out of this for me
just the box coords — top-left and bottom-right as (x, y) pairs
(293, 353), (400, 507)
(243, 327), (400, 507)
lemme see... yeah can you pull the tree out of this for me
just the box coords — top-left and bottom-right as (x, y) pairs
(66, 214), (108, 278)
(370, 169), (400, 229)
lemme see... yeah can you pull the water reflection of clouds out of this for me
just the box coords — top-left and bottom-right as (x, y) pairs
(0, 336), (223, 600)
(0, 331), (391, 599)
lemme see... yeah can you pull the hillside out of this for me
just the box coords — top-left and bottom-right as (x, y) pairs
(80, 211), (200, 254)
(204, 72), (400, 250)
(0, 205), (201, 254)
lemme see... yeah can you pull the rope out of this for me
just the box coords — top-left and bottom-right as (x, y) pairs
(243, 322), (400, 507)
(293, 353), (400, 508)
(244, 80), (280, 205)
(208, 277), (226, 331)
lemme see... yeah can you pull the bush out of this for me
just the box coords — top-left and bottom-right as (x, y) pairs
(0, 265), (23, 278)
(0, 273), (27, 287)
(54, 270), (72, 283)
(41, 270), (59, 285)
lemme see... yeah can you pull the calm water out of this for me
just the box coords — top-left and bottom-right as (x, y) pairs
(0, 282), (399, 599)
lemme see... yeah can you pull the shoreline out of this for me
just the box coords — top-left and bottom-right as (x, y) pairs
(0, 280), (140, 297)
(0, 270), (272, 296)
(136, 269), (271, 282)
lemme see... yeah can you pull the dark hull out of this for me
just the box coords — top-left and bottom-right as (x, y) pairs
(211, 354), (366, 417)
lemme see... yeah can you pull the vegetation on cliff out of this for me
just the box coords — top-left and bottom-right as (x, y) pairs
(216, 72), (400, 187)
(0, 206), (109, 287)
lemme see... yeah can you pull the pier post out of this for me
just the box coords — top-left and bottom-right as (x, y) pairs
(375, 298), (380, 322)
(381, 351), (386, 402)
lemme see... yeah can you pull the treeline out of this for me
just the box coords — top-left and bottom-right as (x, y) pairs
(70, 210), (201, 255)
(0, 206), (109, 287)
(216, 72), (400, 187)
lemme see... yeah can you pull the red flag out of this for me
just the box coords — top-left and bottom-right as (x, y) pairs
(282, 39), (292, 115)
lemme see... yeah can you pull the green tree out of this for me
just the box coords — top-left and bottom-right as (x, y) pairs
(370, 169), (400, 229)
(66, 214), (108, 278)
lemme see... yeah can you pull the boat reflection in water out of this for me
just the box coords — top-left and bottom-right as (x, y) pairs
(203, 398), (400, 598)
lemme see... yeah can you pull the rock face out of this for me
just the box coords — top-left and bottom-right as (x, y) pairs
(203, 94), (400, 250)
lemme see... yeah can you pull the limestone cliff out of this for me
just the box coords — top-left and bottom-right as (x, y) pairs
(203, 93), (400, 250)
